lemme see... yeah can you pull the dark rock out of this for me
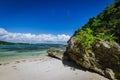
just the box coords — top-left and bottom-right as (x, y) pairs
(47, 49), (64, 60)
(64, 37), (120, 80)
(105, 68), (115, 80)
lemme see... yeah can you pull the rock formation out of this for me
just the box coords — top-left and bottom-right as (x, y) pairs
(47, 49), (64, 60)
(64, 0), (120, 79)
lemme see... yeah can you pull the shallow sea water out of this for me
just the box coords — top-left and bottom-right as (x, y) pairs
(0, 44), (65, 61)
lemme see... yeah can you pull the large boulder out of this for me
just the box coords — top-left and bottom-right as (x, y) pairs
(63, 0), (120, 79)
(47, 49), (64, 60)
(64, 37), (120, 80)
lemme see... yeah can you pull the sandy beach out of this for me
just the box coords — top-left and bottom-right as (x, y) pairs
(0, 56), (108, 80)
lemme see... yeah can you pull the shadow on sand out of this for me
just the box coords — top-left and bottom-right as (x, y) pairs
(62, 59), (110, 79)
(62, 59), (87, 71)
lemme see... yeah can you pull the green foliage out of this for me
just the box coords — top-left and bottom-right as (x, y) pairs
(91, 18), (106, 30)
(92, 19), (101, 27)
(75, 28), (94, 50)
(109, 19), (118, 25)
(75, 28), (117, 51)
(74, 0), (120, 51)
(96, 33), (116, 44)
(115, 0), (120, 3)
(80, 0), (120, 43)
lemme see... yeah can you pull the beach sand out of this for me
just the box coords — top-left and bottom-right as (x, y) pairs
(0, 56), (108, 80)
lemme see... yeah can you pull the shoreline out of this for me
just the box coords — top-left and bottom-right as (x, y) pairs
(0, 55), (109, 80)
(0, 54), (47, 64)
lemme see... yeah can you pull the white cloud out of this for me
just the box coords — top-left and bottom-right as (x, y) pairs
(0, 28), (70, 44)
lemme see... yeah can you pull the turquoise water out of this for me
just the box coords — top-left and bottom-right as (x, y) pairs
(0, 44), (65, 61)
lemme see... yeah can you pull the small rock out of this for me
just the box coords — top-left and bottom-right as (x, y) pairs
(47, 49), (64, 60)
(105, 68), (115, 80)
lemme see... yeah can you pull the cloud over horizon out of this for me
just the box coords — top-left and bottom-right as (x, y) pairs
(0, 28), (70, 44)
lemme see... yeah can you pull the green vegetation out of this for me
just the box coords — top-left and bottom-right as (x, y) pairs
(75, 28), (94, 50)
(96, 33), (116, 44)
(75, 28), (116, 51)
(75, 0), (120, 50)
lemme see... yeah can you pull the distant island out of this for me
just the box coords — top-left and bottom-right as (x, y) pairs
(0, 41), (29, 45)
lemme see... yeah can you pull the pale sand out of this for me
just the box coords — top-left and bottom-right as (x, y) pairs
(0, 56), (108, 80)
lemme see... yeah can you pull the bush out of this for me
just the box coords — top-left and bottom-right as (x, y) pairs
(96, 33), (116, 44)
(75, 28), (116, 51)
(75, 28), (94, 50)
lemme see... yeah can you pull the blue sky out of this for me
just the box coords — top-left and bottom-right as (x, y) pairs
(0, 0), (114, 43)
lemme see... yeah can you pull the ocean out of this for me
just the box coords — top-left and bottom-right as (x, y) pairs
(0, 44), (65, 61)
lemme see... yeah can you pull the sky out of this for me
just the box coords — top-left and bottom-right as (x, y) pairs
(0, 0), (114, 43)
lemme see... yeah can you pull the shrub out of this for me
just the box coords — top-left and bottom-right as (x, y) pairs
(75, 28), (117, 51)
(96, 33), (116, 44)
(75, 28), (94, 50)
